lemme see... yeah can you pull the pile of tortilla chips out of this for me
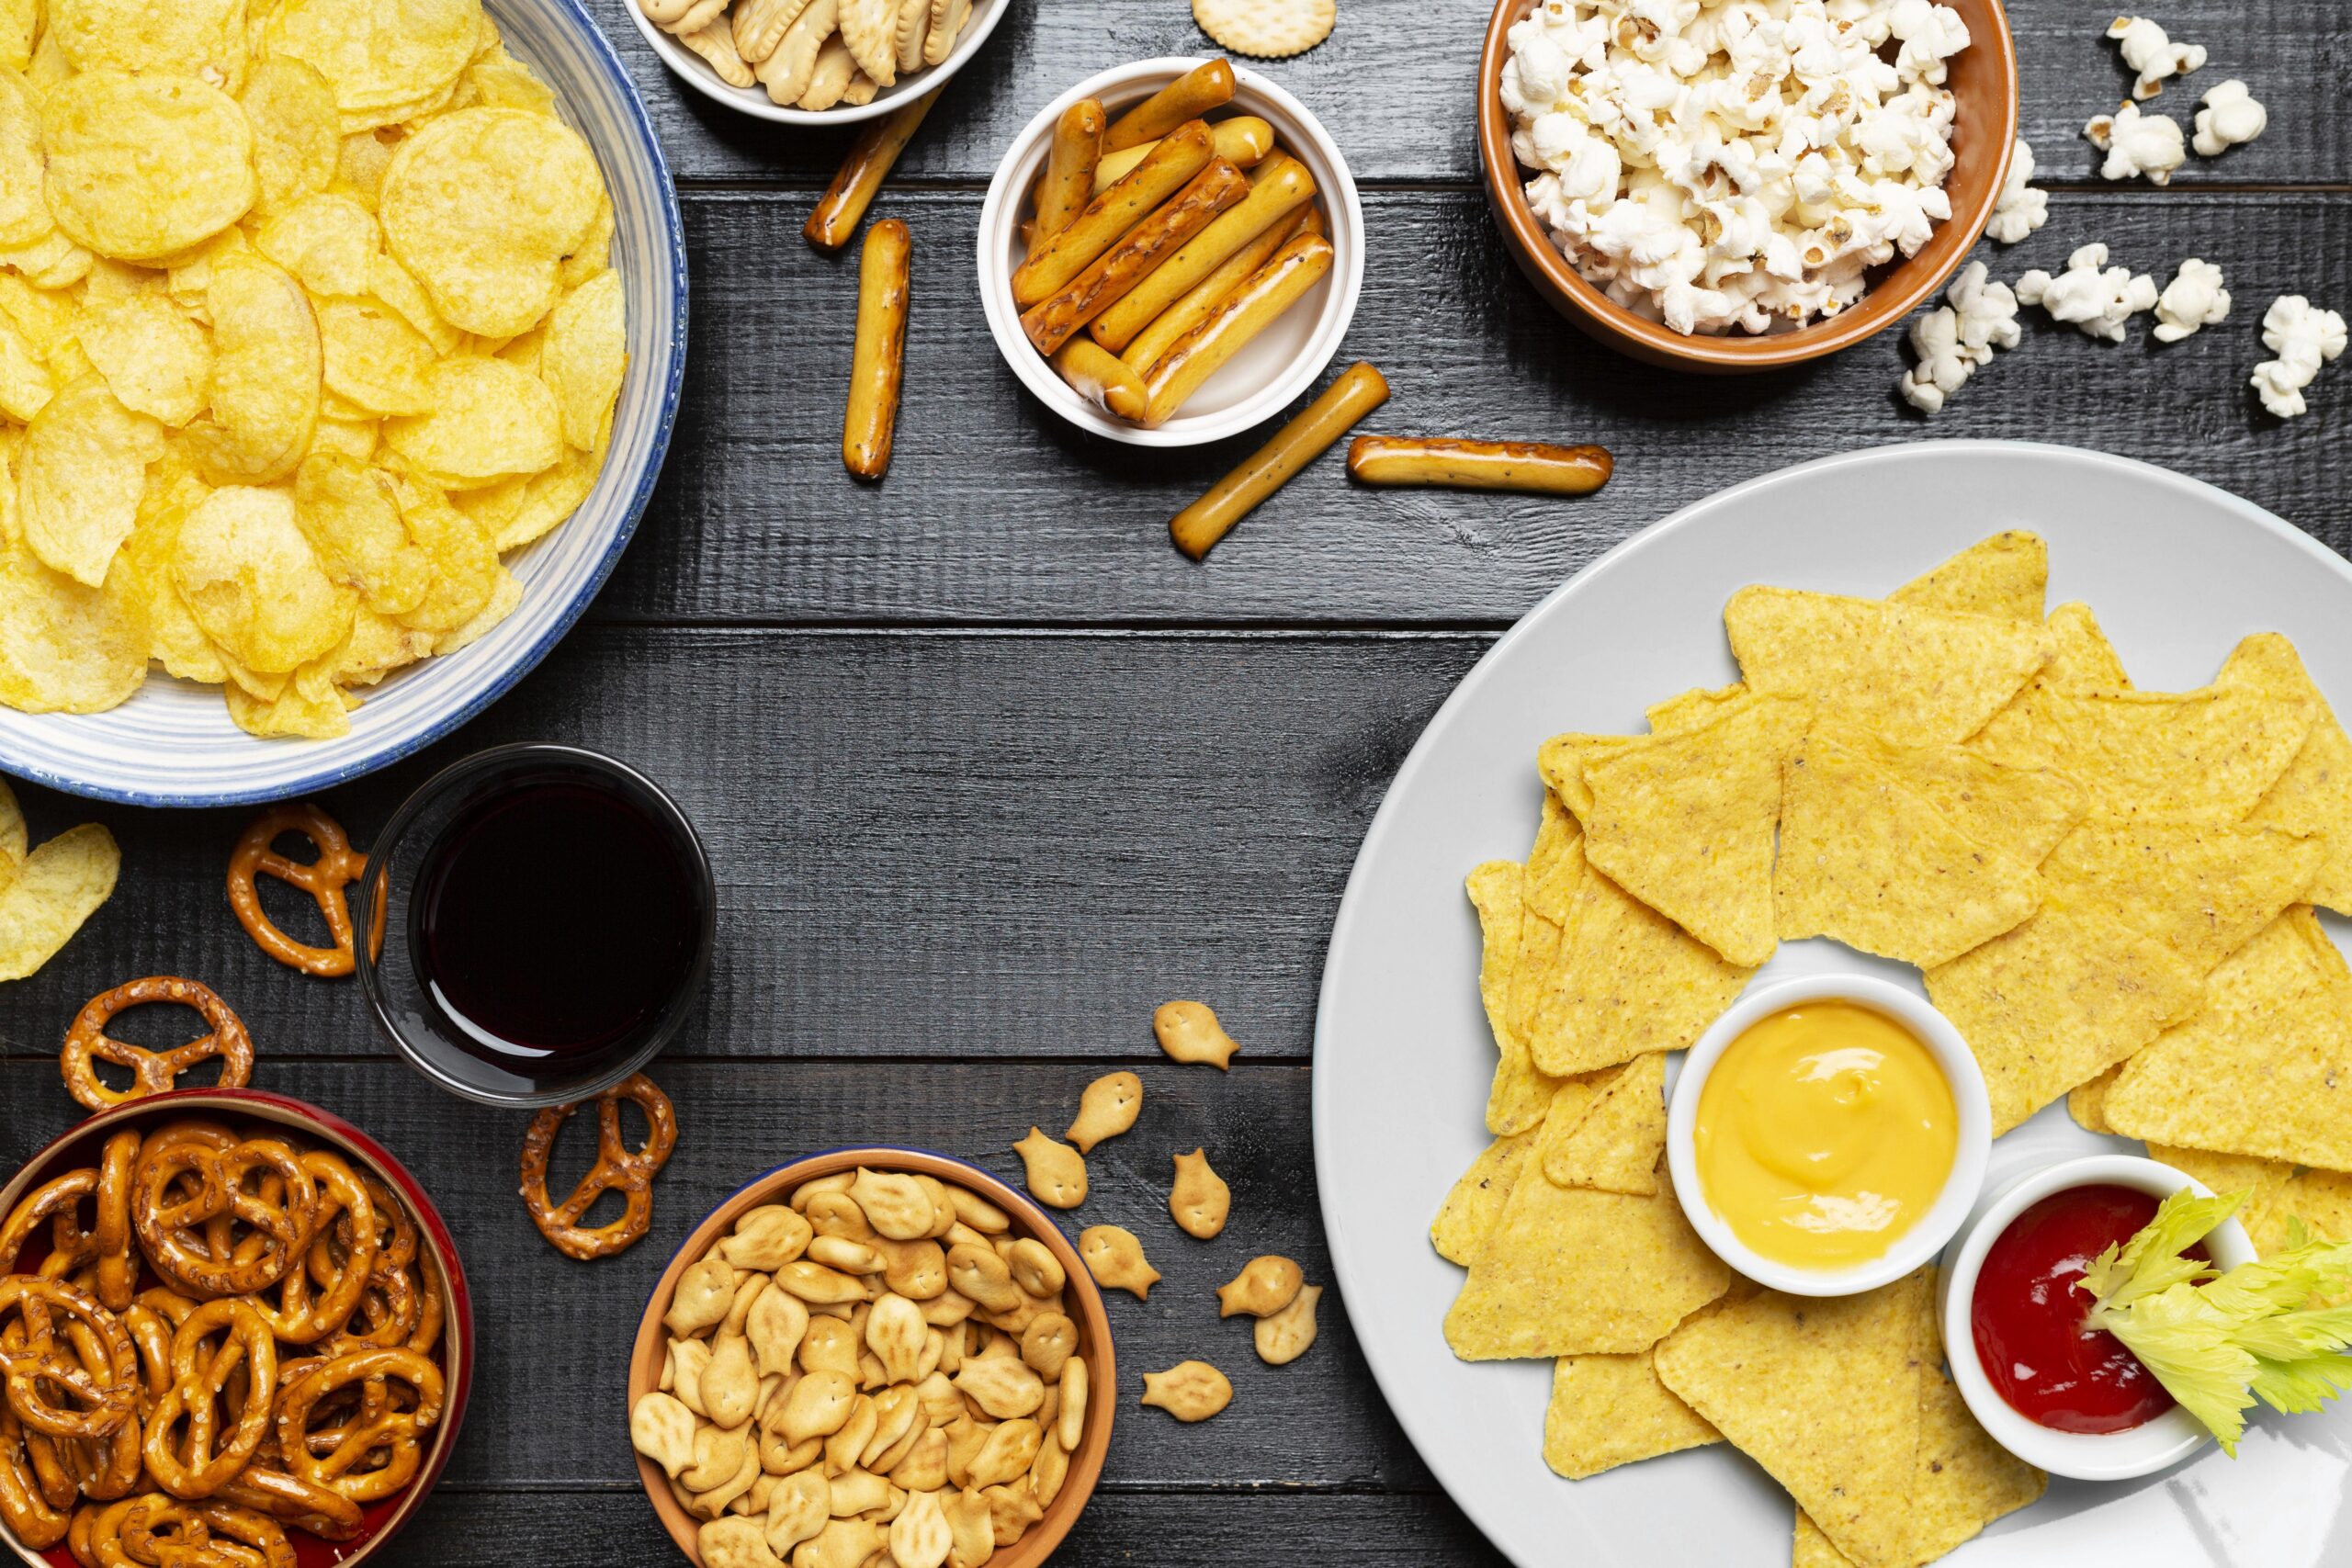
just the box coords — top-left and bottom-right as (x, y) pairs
(1433, 531), (2352, 1565)
(0, 0), (625, 740)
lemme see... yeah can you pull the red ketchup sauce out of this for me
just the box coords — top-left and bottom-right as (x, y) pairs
(1971, 1183), (2185, 1434)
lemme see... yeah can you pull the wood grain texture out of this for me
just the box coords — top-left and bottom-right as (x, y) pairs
(0, 1056), (1431, 1492)
(0, 630), (1481, 1064)
(594, 0), (2350, 186)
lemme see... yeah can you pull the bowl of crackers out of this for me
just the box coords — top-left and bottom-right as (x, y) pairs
(626, 1147), (1114, 1567)
(625, 0), (1008, 121)
(0, 1088), (471, 1568)
(978, 57), (1364, 446)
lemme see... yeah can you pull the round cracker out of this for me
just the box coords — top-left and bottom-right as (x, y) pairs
(1192, 0), (1334, 59)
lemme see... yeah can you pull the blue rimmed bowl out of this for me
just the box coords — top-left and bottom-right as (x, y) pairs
(0, 0), (688, 807)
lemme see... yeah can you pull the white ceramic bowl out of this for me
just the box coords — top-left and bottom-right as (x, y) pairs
(977, 57), (1365, 447)
(1665, 974), (1993, 1297)
(624, 0), (1007, 124)
(1939, 1152), (2257, 1481)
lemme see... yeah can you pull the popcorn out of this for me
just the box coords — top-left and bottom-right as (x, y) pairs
(2251, 296), (2346, 420)
(2016, 243), (2158, 343)
(2153, 258), (2230, 343)
(2192, 79), (2267, 157)
(2085, 99), (2186, 185)
(1504, 0), (1966, 334)
(2105, 16), (2205, 100)
(1985, 138), (2046, 244)
(1897, 260), (2019, 412)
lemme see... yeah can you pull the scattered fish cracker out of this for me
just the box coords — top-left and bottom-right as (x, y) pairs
(1775, 728), (2044, 967)
(1576, 696), (1804, 966)
(2039, 820), (2323, 974)
(1192, 0), (1335, 59)
(1925, 893), (2203, 1134)
(1430, 1129), (1537, 1268)
(1887, 530), (2048, 623)
(1724, 585), (2053, 747)
(1539, 1050), (1665, 1197)
(1543, 1348), (1720, 1479)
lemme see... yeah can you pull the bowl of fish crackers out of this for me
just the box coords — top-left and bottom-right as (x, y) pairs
(1423, 525), (2352, 1563)
(0, 0), (686, 807)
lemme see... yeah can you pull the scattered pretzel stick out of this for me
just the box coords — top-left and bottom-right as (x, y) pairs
(803, 87), (942, 253)
(1170, 361), (1389, 558)
(1346, 436), (1614, 495)
(843, 217), (911, 480)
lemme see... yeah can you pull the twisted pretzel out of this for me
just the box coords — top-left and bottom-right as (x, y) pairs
(226, 807), (368, 978)
(210, 1462), (360, 1542)
(1, 1170), (96, 1272)
(274, 1348), (441, 1504)
(92, 1132), (140, 1314)
(0, 1277), (136, 1440)
(133, 1138), (317, 1300)
(144, 1299), (277, 1501)
(0, 1408), (69, 1550)
(62, 981), (254, 1113)
(249, 1154), (375, 1347)
(518, 1073), (677, 1260)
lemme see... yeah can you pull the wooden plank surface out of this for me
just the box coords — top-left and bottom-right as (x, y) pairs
(591, 0), (2352, 186)
(594, 188), (2352, 626)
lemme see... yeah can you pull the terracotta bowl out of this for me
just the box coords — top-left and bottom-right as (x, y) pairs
(0, 1089), (474, 1568)
(628, 1147), (1116, 1566)
(1476, 0), (2018, 372)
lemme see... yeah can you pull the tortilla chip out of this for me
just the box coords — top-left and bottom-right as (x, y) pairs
(1577, 696), (1803, 966)
(1543, 1348), (1719, 1479)
(1776, 730), (2043, 966)
(2247, 654), (2352, 914)
(1925, 893), (2204, 1134)
(2067, 1066), (2122, 1134)
(1541, 1051), (1665, 1196)
(2040, 821), (2323, 975)
(1430, 1129), (1538, 1267)
(1724, 585), (2053, 747)
(1968, 600), (2133, 771)
(1794, 1511), (1848, 1568)
(1536, 732), (1640, 818)
(2102, 970), (2352, 1172)
(1653, 1271), (1930, 1568)
(1646, 681), (1747, 734)
(1444, 1117), (1729, 1360)
(1468, 859), (1557, 1136)
(1504, 795), (1584, 1049)
(1889, 531), (2047, 623)
(1801, 721), (2085, 868)
(1525, 853), (1755, 1078)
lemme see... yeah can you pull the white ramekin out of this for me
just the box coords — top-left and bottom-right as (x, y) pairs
(622, 0), (1009, 126)
(976, 57), (1365, 447)
(1665, 973), (1993, 1298)
(1939, 1152), (2257, 1481)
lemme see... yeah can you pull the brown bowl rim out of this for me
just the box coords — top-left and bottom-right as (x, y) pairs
(0, 1088), (473, 1568)
(627, 1146), (1116, 1567)
(1475, 0), (2019, 370)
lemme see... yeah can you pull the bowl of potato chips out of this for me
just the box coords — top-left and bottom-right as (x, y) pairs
(0, 0), (686, 807)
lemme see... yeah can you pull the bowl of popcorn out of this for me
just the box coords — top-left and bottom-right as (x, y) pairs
(626, 1148), (1114, 1568)
(1477, 0), (2018, 371)
(626, 0), (1007, 122)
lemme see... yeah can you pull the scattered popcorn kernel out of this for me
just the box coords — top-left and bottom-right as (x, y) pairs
(2251, 296), (2346, 420)
(1985, 138), (2047, 245)
(2153, 258), (2230, 343)
(2105, 16), (2205, 100)
(2192, 78), (2267, 157)
(2085, 99), (2186, 185)
(2016, 243), (2159, 343)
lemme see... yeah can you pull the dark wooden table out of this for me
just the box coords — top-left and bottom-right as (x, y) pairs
(2, 2), (2345, 1562)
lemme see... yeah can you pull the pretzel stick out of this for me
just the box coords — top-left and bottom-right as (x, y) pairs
(804, 88), (942, 253)
(843, 218), (911, 480)
(1090, 154), (1314, 352)
(1140, 232), (1335, 428)
(1019, 158), (1248, 355)
(1011, 119), (1213, 306)
(1170, 362), (1389, 559)
(1050, 340), (1149, 421)
(1346, 436), (1614, 495)
(1119, 205), (1314, 375)
(1102, 60), (1235, 151)
(1028, 97), (1104, 257)
(1092, 116), (1272, 190)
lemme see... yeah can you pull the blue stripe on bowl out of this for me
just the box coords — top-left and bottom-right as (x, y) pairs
(0, 0), (688, 808)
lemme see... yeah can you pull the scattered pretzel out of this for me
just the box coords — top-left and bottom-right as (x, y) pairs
(60, 977), (254, 1113)
(226, 806), (368, 978)
(518, 1073), (678, 1260)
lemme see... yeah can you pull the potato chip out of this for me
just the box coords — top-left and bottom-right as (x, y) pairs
(385, 476), (495, 633)
(1775, 730), (2043, 967)
(293, 451), (429, 615)
(255, 193), (379, 298)
(0, 273), (83, 367)
(0, 1), (28, 73)
(308, 414), (379, 463)
(463, 47), (559, 117)
(263, 0), (481, 132)
(76, 296), (211, 427)
(0, 66), (51, 250)
(1543, 1348), (1719, 1479)
(383, 355), (561, 488)
(1468, 857), (1557, 1135)
(0, 229), (93, 290)
(119, 465), (228, 684)
(1653, 1271), (1929, 1568)
(1925, 893), (2204, 1134)
(1724, 585), (2053, 747)
(542, 267), (625, 451)
(174, 483), (356, 673)
(224, 655), (354, 739)
(334, 129), (399, 212)
(427, 560), (516, 655)
(19, 374), (166, 585)
(1444, 1141), (1727, 1360)
(242, 57), (341, 217)
(0, 536), (146, 712)
(560, 194), (615, 292)
(1887, 530), (2048, 623)
(380, 106), (602, 336)
(40, 71), (257, 261)
(51, 0), (245, 81)
(190, 252), (320, 484)
(1430, 1130), (1537, 1267)
(485, 443), (597, 553)
(0, 776), (23, 867)
(1577, 696), (1803, 965)
(0, 819), (117, 979)
(2040, 821), (2322, 975)
(0, 311), (52, 423)
(318, 297), (435, 416)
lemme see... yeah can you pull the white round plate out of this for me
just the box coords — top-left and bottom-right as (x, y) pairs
(1313, 440), (2352, 1568)
(0, 0), (687, 807)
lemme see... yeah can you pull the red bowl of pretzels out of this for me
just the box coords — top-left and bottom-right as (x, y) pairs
(0, 1089), (470, 1568)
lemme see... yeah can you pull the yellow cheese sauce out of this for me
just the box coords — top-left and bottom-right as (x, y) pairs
(1693, 1000), (1957, 1269)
